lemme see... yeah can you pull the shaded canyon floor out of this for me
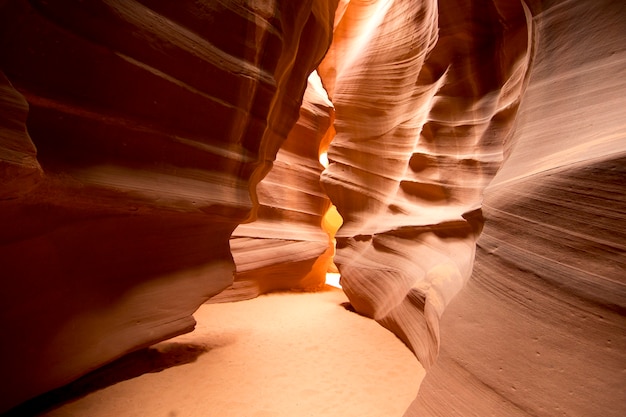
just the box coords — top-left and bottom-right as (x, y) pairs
(12, 287), (424, 417)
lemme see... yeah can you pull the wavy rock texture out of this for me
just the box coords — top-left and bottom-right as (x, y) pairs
(0, 72), (43, 199)
(214, 72), (336, 302)
(319, 0), (533, 369)
(1, 0), (624, 415)
(0, 0), (335, 412)
(408, 1), (626, 415)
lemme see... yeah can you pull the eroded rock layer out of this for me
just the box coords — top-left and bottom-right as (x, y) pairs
(319, 0), (533, 368)
(215, 72), (336, 302)
(1, 0), (624, 415)
(408, 162), (626, 417)
(409, 1), (626, 415)
(0, 72), (43, 199)
(0, 0), (336, 412)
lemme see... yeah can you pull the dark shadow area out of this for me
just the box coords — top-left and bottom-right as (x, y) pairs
(340, 301), (356, 313)
(2, 342), (209, 417)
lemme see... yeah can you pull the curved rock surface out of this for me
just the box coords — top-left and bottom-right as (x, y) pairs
(0, 72), (43, 199)
(408, 1), (626, 415)
(1, 0), (625, 415)
(319, 0), (533, 368)
(319, 1), (626, 415)
(0, 0), (335, 412)
(215, 72), (336, 302)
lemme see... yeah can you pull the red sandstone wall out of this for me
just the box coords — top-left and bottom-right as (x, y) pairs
(317, 1), (625, 416)
(408, 1), (626, 415)
(0, 0), (336, 411)
(318, 0), (533, 368)
(216, 72), (336, 302)
(1, 0), (625, 415)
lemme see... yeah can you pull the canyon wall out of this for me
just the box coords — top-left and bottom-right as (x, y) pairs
(0, 0), (336, 412)
(318, 1), (625, 415)
(407, 0), (626, 415)
(1, 0), (624, 415)
(214, 71), (336, 302)
(318, 0), (533, 368)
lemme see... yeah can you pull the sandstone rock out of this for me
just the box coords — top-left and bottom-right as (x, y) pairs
(408, 1), (626, 415)
(214, 71), (337, 302)
(318, 2), (626, 416)
(0, 0), (336, 411)
(319, 0), (533, 368)
(1, 0), (625, 415)
(0, 71), (43, 199)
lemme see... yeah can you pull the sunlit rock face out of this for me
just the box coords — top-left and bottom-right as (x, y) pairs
(319, 0), (533, 368)
(408, 1), (626, 416)
(1, 0), (624, 415)
(214, 72), (336, 302)
(0, 0), (336, 412)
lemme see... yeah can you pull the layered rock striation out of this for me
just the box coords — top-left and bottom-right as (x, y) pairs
(319, 2), (626, 416)
(215, 71), (337, 301)
(409, 1), (626, 415)
(0, 0), (336, 412)
(319, 0), (534, 368)
(1, 0), (625, 415)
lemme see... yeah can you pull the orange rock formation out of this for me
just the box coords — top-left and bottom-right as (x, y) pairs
(0, 0), (624, 415)
(318, 0), (533, 368)
(215, 71), (337, 301)
(0, 0), (336, 411)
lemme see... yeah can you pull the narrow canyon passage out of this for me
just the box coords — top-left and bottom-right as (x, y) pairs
(1, 0), (625, 416)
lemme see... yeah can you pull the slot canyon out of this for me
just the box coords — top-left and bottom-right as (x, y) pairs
(0, 0), (624, 416)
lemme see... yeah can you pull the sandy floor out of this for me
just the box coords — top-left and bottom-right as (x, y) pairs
(23, 287), (423, 417)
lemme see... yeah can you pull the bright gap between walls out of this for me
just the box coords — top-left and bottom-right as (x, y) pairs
(312, 70), (344, 289)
